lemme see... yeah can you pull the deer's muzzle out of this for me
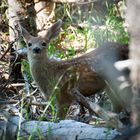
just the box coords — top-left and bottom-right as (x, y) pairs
(33, 47), (41, 54)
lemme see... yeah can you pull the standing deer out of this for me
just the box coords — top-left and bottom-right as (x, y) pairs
(19, 20), (132, 119)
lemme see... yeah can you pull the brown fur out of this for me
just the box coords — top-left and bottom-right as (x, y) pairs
(20, 20), (130, 119)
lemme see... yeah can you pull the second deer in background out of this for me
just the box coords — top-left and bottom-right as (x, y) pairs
(19, 20), (132, 119)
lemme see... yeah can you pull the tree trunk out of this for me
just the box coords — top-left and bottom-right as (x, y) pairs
(126, 0), (140, 128)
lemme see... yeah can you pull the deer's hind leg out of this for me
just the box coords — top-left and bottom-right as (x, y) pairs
(105, 86), (123, 112)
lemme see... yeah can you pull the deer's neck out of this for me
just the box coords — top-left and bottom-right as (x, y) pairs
(28, 54), (53, 99)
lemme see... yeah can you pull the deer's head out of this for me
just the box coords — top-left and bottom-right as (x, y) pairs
(20, 20), (62, 60)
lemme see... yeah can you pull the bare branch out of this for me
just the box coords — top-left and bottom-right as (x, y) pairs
(70, 89), (124, 130)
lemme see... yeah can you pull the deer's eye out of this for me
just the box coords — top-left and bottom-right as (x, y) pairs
(42, 42), (46, 46)
(28, 42), (32, 47)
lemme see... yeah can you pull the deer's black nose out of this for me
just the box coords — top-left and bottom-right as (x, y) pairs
(33, 47), (41, 54)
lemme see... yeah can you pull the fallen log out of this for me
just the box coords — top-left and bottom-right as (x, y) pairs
(1, 115), (120, 140)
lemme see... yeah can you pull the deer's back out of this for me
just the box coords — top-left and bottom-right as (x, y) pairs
(52, 42), (128, 96)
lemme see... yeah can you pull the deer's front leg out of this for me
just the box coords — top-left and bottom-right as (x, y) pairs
(56, 68), (77, 119)
(56, 88), (73, 119)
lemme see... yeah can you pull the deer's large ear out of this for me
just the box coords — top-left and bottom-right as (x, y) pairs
(45, 19), (62, 43)
(19, 24), (32, 43)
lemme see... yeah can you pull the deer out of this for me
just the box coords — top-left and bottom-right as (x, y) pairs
(19, 19), (132, 119)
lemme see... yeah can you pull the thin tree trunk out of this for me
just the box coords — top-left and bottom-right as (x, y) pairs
(126, 0), (140, 128)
